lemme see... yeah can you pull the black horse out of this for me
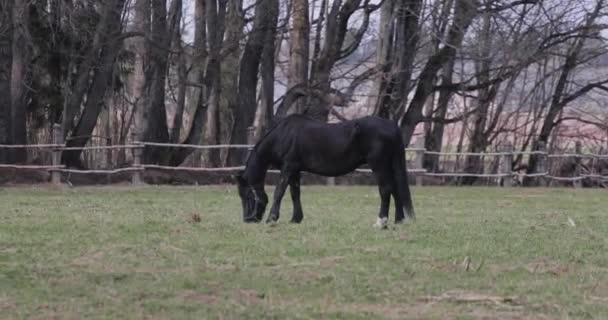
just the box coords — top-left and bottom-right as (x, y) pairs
(234, 114), (415, 227)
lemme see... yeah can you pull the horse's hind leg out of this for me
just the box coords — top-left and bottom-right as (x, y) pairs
(372, 167), (393, 229)
(391, 179), (405, 223)
(289, 172), (304, 223)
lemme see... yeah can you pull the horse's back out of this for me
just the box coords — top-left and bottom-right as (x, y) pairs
(272, 115), (402, 149)
(353, 116), (401, 138)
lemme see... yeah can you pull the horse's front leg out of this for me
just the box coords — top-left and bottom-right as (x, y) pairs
(267, 169), (292, 223)
(289, 172), (303, 223)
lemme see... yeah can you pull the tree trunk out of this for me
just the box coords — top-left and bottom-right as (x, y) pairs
(399, 0), (477, 146)
(169, 0), (207, 166)
(218, 0), (243, 165)
(462, 11), (493, 184)
(61, 0), (127, 168)
(258, 0), (278, 135)
(424, 58), (455, 172)
(201, 0), (227, 167)
(168, 0), (185, 145)
(170, 31), (187, 144)
(370, 0), (394, 117)
(422, 0), (454, 172)
(9, 0), (30, 163)
(307, 0), (366, 121)
(228, 0), (278, 165)
(288, 0), (309, 114)
(0, 0), (12, 163)
(142, 0), (178, 164)
(376, 0), (421, 119)
(131, 0), (151, 144)
(525, 0), (604, 185)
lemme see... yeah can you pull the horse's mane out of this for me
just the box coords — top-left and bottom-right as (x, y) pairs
(243, 115), (295, 168)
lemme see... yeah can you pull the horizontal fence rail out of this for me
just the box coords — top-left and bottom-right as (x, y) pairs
(1, 140), (607, 186)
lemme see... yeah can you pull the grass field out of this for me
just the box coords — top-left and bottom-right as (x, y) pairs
(1, 185), (607, 319)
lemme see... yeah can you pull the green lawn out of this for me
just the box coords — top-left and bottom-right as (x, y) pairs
(1, 185), (607, 319)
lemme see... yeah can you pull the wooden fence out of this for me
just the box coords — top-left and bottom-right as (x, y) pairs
(1, 125), (607, 187)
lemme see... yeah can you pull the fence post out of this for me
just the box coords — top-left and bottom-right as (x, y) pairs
(131, 133), (143, 185)
(573, 141), (582, 188)
(414, 138), (424, 186)
(536, 141), (548, 186)
(500, 143), (513, 187)
(51, 123), (62, 185)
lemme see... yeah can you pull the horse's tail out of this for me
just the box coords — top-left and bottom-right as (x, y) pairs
(392, 137), (415, 220)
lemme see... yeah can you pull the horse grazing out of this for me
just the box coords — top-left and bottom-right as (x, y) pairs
(234, 114), (415, 228)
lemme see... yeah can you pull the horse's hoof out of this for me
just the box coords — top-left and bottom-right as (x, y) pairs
(373, 217), (388, 229)
(290, 217), (303, 224)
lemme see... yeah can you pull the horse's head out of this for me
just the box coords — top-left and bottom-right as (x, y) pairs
(234, 172), (268, 223)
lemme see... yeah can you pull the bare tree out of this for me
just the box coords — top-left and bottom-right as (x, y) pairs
(228, 0), (279, 165)
(399, 0), (477, 146)
(374, 0), (423, 119)
(0, 0), (12, 163)
(9, 0), (30, 163)
(167, 0), (231, 167)
(131, 0), (151, 147)
(200, 0), (228, 166)
(525, 0), (608, 183)
(288, 0), (309, 114)
(61, 0), (128, 167)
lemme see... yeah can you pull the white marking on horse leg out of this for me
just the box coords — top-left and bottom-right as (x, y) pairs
(373, 217), (388, 229)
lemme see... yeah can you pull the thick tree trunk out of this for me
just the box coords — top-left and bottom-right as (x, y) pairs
(168, 0), (185, 145)
(228, 0), (278, 165)
(62, 1), (123, 139)
(218, 0), (243, 165)
(399, 0), (476, 146)
(372, 0), (395, 117)
(288, 0), (309, 114)
(61, 0), (127, 168)
(201, 0), (227, 167)
(203, 59), (222, 166)
(307, 0), (365, 121)
(170, 34), (187, 144)
(462, 11), (493, 184)
(9, 0), (30, 163)
(142, 0), (177, 164)
(258, 0), (278, 135)
(169, 0), (207, 166)
(131, 0), (151, 144)
(424, 58), (454, 172)
(525, 0), (603, 185)
(0, 0), (12, 163)
(376, 0), (421, 119)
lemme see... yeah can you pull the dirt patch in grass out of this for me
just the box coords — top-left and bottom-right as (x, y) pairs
(181, 288), (265, 307)
(232, 289), (265, 305)
(321, 299), (538, 320)
(0, 297), (16, 312)
(183, 292), (221, 305)
(490, 258), (572, 277)
(71, 250), (105, 267)
(419, 290), (525, 306)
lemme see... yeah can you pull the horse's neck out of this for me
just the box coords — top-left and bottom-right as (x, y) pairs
(244, 148), (270, 185)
